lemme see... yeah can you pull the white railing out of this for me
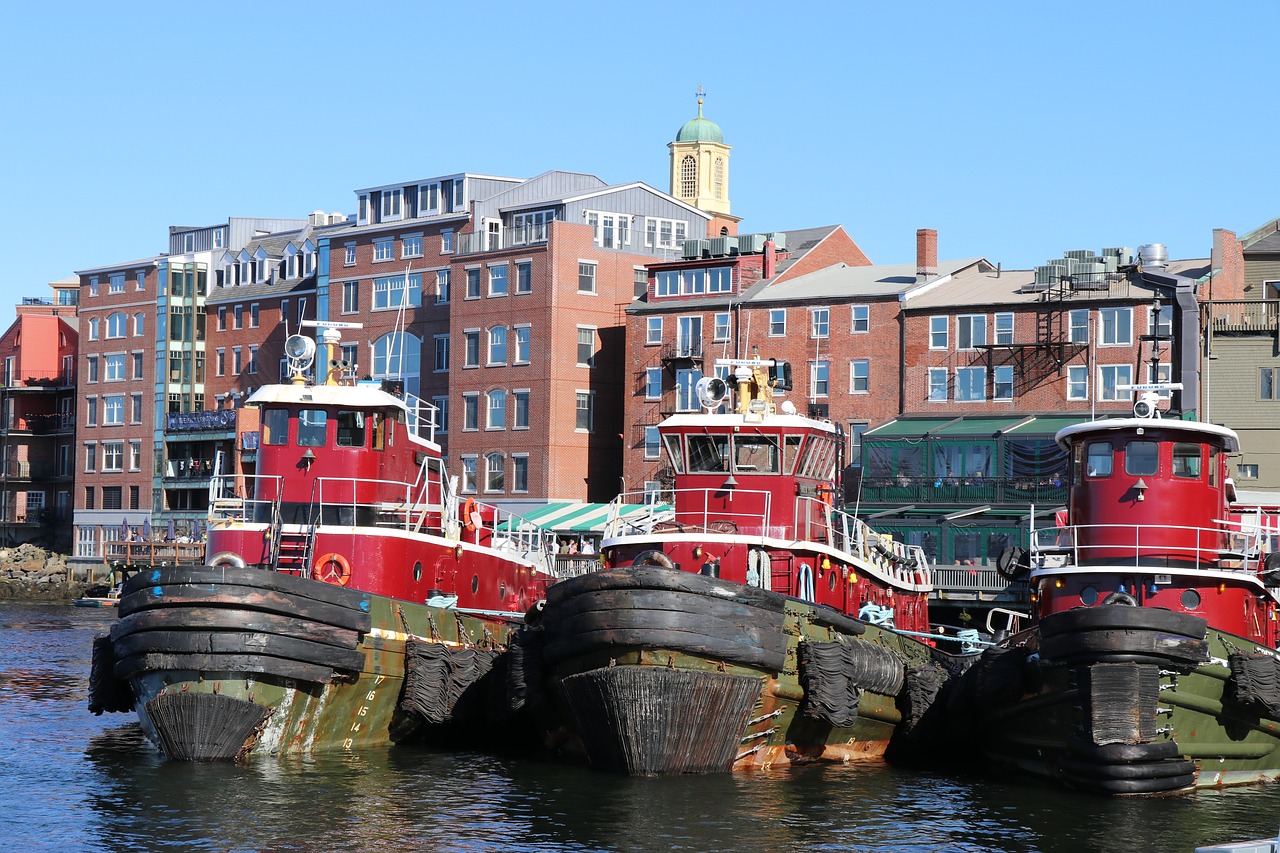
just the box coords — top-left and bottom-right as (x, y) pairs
(603, 488), (772, 537)
(1030, 522), (1266, 575)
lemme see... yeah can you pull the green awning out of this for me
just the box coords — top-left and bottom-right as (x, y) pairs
(864, 417), (958, 438)
(867, 414), (1099, 441)
(502, 501), (671, 534)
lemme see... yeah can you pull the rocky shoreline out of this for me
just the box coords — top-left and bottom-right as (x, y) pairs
(0, 545), (88, 601)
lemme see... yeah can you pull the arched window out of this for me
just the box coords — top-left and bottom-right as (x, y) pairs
(487, 389), (506, 429)
(372, 331), (421, 399)
(488, 326), (507, 364)
(106, 312), (127, 339)
(680, 155), (697, 198)
(133, 313), (145, 336)
(485, 451), (505, 492)
(714, 157), (725, 200)
(88, 318), (100, 340)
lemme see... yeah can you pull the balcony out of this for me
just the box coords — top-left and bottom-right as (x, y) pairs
(0, 461), (57, 481)
(3, 373), (75, 391)
(661, 339), (704, 363)
(1206, 300), (1280, 333)
(2, 413), (75, 434)
(455, 225), (549, 256)
(855, 475), (1067, 506)
(166, 410), (236, 432)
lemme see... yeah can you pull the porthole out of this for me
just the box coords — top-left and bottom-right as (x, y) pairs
(1181, 589), (1201, 610)
(828, 571), (838, 592)
(1080, 586), (1098, 606)
(413, 561), (423, 582)
(471, 575), (479, 595)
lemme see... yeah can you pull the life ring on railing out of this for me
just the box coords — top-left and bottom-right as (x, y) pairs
(462, 498), (479, 532)
(313, 552), (352, 586)
(208, 551), (246, 569)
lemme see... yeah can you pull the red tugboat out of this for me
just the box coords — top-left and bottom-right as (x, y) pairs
(89, 322), (558, 760)
(536, 354), (966, 775)
(954, 387), (1280, 794)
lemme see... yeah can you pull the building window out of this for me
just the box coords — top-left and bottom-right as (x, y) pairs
(929, 316), (948, 349)
(435, 269), (450, 304)
(811, 308), (830, 338)
(232, 347), (242, 374)
(484, 453), (505, 492)
(957, 314), (987, 350)
(84, 443), (97, 472)
(1099, 364), (1133, 401)
(994, 313), (1014, 345)
(513, 390), (530, 429)
(487, 390), (506, 429)
(381, 189), (402, 219)
(769, 309), (786, 337)
(460, 456), (477, 493)
(88, 318), (99, 341)
(850, 360), (869, 394)
(656, 271), (678, 297)
(128, 440), (141, 472)
(1262, 367), (1279, 400)
(1069, 309), (1090, 343)
(86, 397), (97, 426)
(343, 281), (359, 313)
(512, 210), (552, 244)
(248, 345), (258, 375)
(955, 366), (986, 402)
(810, 361), (829, 397)
(86, 356), (98, 383)
(644, 217), (687, 249)
(575, 391), (593, 432)
(1148, 362), (1172, 399)
(402, 234), (423, 258)
(1099, 307), (1133, 346)
(441, 229), (454, 253)
(645, 425), (661, 459)
(463, 393), (479, 431)
(513, 326), (531, 364)
(645, 367), (662, 399)
(586, 211), (629, 248)
(250, 303), (260, 328)
(1239, 463), (1260, 480)
(131, 393), (142, 423)
(88, 276), (98, 297)
(577, 327), (595, 367)
(513, 455), (529, 493)
(675, 369), (700, 412)
(488, 327), (507, 365)
(132, 352), (143, 380)
(466, 267), (481, 299)
(432, 396), (449, 434)
(1150, 304), (1173, 338)
(851, 305), (870, 333)
(646, 317), (663, 345)
(578, 262), (597, 294)
(101, 486), (122, 510)
(994, 365), (1014, 400)
(103, 395), (124, 425)
(107, 312), (126, 338)
(216, 348), (225, 376)
(708, 266), (732, 293)
(217, 307), (226, 331)
(105, 354), (125, 382)
(344, 243), (356, 266)
(676, 316), (701, 357)
(713, 312), (731, 342)
(109, 273), (124, 294)
(1067, 365), (1088, 400)
(135, 271), (146, 291)
(373, 274), (422, 309)
(464, 330), (480, 367)
(373, 238), (393, 262)
(489, 264), (508, 297)
(102, 441), (124, 472)
(516, 261), (532, 294)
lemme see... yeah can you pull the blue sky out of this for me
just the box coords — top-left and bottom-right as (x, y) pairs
(2, 1), (1277, 328)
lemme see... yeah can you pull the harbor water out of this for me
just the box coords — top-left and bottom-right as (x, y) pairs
(3, 600), (1278, 853)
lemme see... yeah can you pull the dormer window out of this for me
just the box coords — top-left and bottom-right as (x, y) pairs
(381, 188), (403, 221)
(419, 183), (440, 215)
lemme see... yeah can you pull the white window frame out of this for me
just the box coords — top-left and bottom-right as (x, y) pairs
(994, 312), (1014, 345)
(1069, 308), (1090, 344)
(646, 317), (663, 345)
(513, 325), (531, 365)
(955, 366), (986, 402)
(849, 360), (869, 394)
(373, 237), (394, 263)
(768, 309), (786, 337)
(401, 233), (423, 259)
(1099, 307), (1133, 346)
(851, 304), (870, 333)
(811, 307), (830, 339)
(929, 316), (948, 349)
(713, 312), (731, 342)
(1098, 364), (1133, 401)
(1066, 365), (1088, 401)
(810, 361), (829, 398)
(957, 314), (987, 350)
(575, 390), (594, 432)
(993, 365), (1014, 401)
(577, 326), (596, 367)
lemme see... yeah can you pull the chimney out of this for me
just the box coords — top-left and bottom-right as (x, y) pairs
(763, 239), (777, 279)
(916, 228), (938, 281)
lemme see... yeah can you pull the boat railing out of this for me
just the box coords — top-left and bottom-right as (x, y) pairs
(828, 504), (932, 588)
(102, 540), (206, 567)
(471, 502), (558, 569)
(208, 473), (284, 526)
(1030, 522), (1265, 575)
(401, 392), (440, 445)
(603, 488), (771, 538)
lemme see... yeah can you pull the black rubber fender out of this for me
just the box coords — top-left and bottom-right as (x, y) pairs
(1059, 755), (1195, 780)
(1068, 735), (1181, 763)
(1061, 770), (1195, 795)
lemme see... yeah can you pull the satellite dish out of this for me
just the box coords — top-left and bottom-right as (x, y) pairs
(284, 334), (316, 370)
(695, 376), (729, 410)
(1133, 391), (1162, 419)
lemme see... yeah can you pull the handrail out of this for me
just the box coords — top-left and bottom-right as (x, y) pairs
(1030, 521), (1266, 575)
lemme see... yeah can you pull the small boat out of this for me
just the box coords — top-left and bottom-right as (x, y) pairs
(73, 585), (121, 608)
(88, 322), (560, 760)
(534, 352), (973, 775)
(952, 388), (1280, 794)
(1195, 835), (1280, 853)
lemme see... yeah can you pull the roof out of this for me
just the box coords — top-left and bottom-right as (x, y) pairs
(1055, 417), (1240, 452)
(747, 256), (988, 303)
(675, 98), (723, 144)
(865, 414), (1100, 441)
(75, 256), (162, 276)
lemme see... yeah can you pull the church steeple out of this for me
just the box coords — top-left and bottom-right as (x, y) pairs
(669, 89), (733, 221)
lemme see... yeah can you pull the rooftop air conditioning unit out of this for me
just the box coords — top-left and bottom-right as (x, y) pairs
(682, 239), (708, 259)
(738, 233), (765, 253)
(708, 236), (738, 257)
(1064, 249), (1097, 262)
(766, 232), (788, 251)
(1033, 265), (1061, 286)
(1102, 246), (1135, 265)
(1071, 262), (1110, 290)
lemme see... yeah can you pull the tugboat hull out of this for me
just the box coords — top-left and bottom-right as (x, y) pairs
(958, 603), (1280, 793)
(539, 566), (937, 775)
(89, 565), (521, 760)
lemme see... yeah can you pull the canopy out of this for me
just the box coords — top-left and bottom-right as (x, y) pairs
(503, 501), (669, 534)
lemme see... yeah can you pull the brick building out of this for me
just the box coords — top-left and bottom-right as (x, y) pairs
(0, 279), (79, 549)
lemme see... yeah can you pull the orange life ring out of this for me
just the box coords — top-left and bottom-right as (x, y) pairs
(462, 498), (479, 532)
(313, 552), (351, 586)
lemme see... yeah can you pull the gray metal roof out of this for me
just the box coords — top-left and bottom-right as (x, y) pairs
(205, 276), (317, 305)
(75, 256), (162, 276)
(749, 256), (987, 304)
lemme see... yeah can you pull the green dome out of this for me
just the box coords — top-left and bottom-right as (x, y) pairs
(676, 98), (723, 143)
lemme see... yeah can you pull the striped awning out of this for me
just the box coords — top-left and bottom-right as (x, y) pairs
(503, 501), (669, 533)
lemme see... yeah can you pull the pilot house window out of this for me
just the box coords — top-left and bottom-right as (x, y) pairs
(1172, 443), (1202, 479)
(298, 410), (327, 447)
(1085, 442), (1113, 477)
(262, 409), (289, 446)
(1124, 441), (1158, 476)
(336, 411), (366, 447)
